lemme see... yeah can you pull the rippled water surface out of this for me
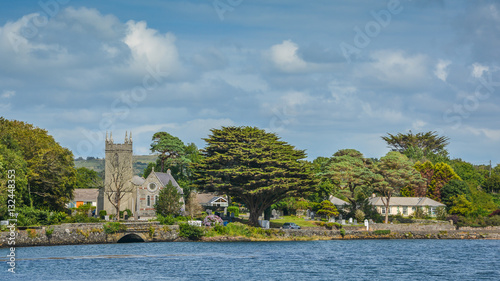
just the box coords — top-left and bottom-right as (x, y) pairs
(1, 240), (499, 280)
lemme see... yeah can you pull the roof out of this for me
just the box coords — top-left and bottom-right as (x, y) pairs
(131, 175), (145, 186)
(153, 170), (183, 194)
(73, 189), (99, 202)
(368, 197), (445, 207)
(196, 193), (227, 204)
(329, 196), (349, 206)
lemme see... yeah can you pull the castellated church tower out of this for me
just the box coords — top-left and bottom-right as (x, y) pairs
(99, 131), (136, 217)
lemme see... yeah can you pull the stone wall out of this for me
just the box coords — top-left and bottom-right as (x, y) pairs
(0, 222), (179, 248)
(368, 222), (456, 232)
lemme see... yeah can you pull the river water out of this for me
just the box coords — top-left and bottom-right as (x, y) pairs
(1, 240), (499, 280)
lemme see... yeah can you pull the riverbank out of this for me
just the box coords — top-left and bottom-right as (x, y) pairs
(1, 222), (499, 248)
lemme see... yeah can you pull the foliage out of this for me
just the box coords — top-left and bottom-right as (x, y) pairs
(450, 159), (486, 188)
(99, 210), (107, 219)
(381, 131), (449, 156)
(373, 230), (391, 235)
(320, 149), (378, 213)
(103, 222), (127, 234)
(270, 216), (320, 228)
(155, 181), (183, 217)
(435, 206), (448, 221)
(64, 214), (100, 223)
(45, 226), (54, 237)
(193, 126), (316, 226)
(489, 209), (500, 217)
(185, 191), (203, 217)
(448, 195), (473, 216)
(441, 179), (470, 208)
(375, 152), (424, 223)
(414, 161), (461, 201)
(227, 206), (240, 217)
(456, 215), (500, 227)
(203, 215), (223, 226)
(483, 174), (500, 193)
(27, 229), (37, 238)
(15, 206), (67, 226)
(316, 200), (339, 219)
(340, 228), (346, 238)
(355, 209), (365, 222)
(74, 167), (103, 189)
(156, 214), (176, 225)
(179, 223), (204, 240)
(150, 131), (186, 173)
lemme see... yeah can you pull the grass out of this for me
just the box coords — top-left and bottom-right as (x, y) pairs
(269, 216), (320, 228)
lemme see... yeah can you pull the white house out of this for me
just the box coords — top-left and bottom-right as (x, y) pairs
(368, 196), (445, 217)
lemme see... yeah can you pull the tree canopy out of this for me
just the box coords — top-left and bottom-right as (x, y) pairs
(382, 131), (449, 156)
(0, 118), (76, 212)
(155, 181), (183, 217)
(193, 126), (316, 226)
(150, 131), (186, 172)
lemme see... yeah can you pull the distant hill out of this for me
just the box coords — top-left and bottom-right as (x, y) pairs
(74, 155), (158, 176)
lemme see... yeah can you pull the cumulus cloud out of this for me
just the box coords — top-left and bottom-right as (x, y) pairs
(1, 90), (15, 98)
(434, 59), (451, 82)
(267, 40), (331, 73)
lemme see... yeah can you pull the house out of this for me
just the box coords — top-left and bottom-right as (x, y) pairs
(328, 195), (349, 210)
(68, 189), (99, 208)
(368, 196), (445, 217)
(196, 193), (228, 208)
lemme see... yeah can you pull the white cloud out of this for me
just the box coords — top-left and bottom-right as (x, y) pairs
(359, 50), (429, 87)
(463, 126), (500, 141)
(269, 40), (307, 72)
(412, 120), (426, 130)
(1, 90), (15, 98)
(434, 59), (451, 82)
(471, 63), (489, 78)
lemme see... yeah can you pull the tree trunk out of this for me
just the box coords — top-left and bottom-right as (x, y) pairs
(248, 208), (261, 227)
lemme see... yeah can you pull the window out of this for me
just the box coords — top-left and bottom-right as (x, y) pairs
(147, 195), (151, 207)
(148, 182), (157, 192)
(381, 207), (386, 214)
(403, 206), (408, 215)
(430, 207), (436, 216)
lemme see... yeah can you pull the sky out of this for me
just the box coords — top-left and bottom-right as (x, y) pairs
(0, 0), (499, 165)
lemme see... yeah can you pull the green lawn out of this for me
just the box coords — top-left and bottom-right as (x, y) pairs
(269, 216), (319, 228)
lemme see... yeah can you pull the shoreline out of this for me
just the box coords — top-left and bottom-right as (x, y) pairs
(1, 222), (499, 248)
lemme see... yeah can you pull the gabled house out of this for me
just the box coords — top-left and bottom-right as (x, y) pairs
(68, 189), (99, 208)
(368, 196), (445, 217)
(328, 195), (350, 210)
(196, 193), (228, 208)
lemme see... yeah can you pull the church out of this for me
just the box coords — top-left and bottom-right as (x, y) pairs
(97, 132), (185, 219)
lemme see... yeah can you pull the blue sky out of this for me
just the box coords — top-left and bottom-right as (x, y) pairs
(0, 0), (499, 165)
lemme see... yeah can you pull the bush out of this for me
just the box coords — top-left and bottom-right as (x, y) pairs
(373, 230), (391, 235)
(227, 206), (240, 217)
(488, 209), (500, 217)
(179, 223), (204, 240)
(45, 227), (54, 237)
(99, 210), (107, 219)
(157, 214), (176, 225)
(332, 222), (342, 230)
(446, 215), (459, 225)
(340, 228), (346, 238)
(203, 215), (223, 226)
(355, 209), (365, 222)
(213, 225), (229, 235)
(103, 222), (127, 234)
(326, 222), (334, 230)
(65, 214), (100, 223)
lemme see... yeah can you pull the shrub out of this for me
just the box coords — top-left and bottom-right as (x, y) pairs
(99, 210), (107, 219)
(332, 222), (342, 230)
(124, 209), (133, 218)
(227, 206), (240, 217)
(355, 209), (365, 222)
(373, 230), (391, 235)
(203, 215), (223, 226)
(488, 209), (500, 217)
(225, 222), (252, 237)
(103, 222), (126, 234)
(436, 206), (448, 221)
(213, 225), (229, 235)
(45, 227), (54, 237)
(157, 214), (176, 225)
(65, 214), (100, 223)
(179, 223), (204, 240)
(340, 228), (345, 238)
(27, 229), (37, 238)
(326, 222), (334, 230)
(446, 215), (459, 225)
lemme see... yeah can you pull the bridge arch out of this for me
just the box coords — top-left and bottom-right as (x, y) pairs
(117, 233), (146, 243)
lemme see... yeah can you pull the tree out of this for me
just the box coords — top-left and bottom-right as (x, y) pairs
(316, 200), (339, 221)
(150, 132), (185, 172)
(448, 194), (473, 216)
(450, 159), (485, 188)
(193, 126), (316, 226)
(0, 118), (77, 211)
(155, 181), (183, 217)
(382, 131), (449, 156)
(75, 167), (103, 189)
(375, 152), (424, 224)
(414, 161), (461, 201)
(321, 149), (379, 214)
(184, 191), (202, 217)
(104, 154), (133, 220)
(483, 174), (500, 193)
(441, 179), (470, 208)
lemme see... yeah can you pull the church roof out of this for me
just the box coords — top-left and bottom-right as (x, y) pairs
(153, 170), (183, 194)
(131, 175), (145, 186)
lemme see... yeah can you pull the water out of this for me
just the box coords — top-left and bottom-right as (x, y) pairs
(1, 240), (499, 280)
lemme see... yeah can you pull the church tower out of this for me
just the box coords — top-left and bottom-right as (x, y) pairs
(99, 131), (135, 217)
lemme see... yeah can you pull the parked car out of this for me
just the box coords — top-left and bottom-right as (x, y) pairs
(282, 222), (301, 229)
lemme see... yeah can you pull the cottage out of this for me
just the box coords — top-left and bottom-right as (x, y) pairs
(328, 195), (349, 210)
(368, 196), (445, 217)
(68, 189), (99, 208)
(196, 193), (228, 208)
